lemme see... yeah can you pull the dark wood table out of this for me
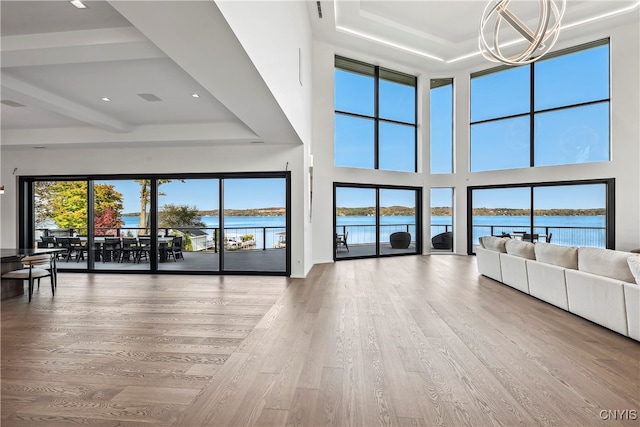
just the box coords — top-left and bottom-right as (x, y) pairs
(1, 248), (66, 300)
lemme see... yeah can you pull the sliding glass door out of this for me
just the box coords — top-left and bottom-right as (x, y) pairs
(468, 179), (614, 253)
(334, 183), (421, 260)
(22, 172), (290, 275)
(222, 178), (287, 273)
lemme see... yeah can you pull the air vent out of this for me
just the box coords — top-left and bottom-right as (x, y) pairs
(316, 1), (322, 18)
(137, 93), (162, 102)
(1, 100), (25, 107)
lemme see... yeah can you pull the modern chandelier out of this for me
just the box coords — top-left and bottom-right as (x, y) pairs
(479, 0), (566, 65)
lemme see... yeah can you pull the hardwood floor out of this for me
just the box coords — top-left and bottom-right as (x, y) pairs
(2, 255), (638, 426)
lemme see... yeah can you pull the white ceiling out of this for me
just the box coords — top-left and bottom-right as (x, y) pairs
(2, 0), (638, 150)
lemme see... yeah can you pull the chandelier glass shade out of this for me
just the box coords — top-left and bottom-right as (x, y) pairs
(479, 0), (566, 66)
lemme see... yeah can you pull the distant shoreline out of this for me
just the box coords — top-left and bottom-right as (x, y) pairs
(123, 206), (606, 217)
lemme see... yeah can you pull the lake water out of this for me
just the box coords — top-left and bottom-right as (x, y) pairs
(95, 214), (608, 248)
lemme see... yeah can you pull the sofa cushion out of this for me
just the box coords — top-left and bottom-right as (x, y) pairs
(627, 255), (640, 285)
(578, 247), (635, 283)
(505, 239), (536, 260)
(534, 242), (578, 269)
(480, 236), (507, 253)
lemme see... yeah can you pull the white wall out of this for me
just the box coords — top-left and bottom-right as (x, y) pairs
(216, 0), (313, 146)
(311, 18), (640, 264)
(0, 143), (310, 277)
(216, 0), (314, 275)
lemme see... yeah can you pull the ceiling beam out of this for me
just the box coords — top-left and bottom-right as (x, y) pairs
(1, 73), (134, 133)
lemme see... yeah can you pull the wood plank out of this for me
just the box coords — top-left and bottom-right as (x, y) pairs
(1, 257), (638, 426)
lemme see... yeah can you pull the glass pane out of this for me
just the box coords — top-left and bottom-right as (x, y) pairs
(379, 122), (415, 172)
(379, 189), (417, 255)
(431, 188), (453, 252)
(33, 180), (88, 270)
(430, 81), (453, 174)
(471, 66), (530, 122)
(158, 179), (219, 272)
(471, 187), (531, 249)
(534, 184), (606, 248)
(534, 103), (609, 167)
(93, 179), (148, 271)
(222, 178), (286, 273)
(334, 69), (374, 116)
(471, 116), (530, 172)
(334, 114), (375, 169)
(335, 187), (377, 259)
(379, 79), (415, 123)
(535, 45), (609, 111)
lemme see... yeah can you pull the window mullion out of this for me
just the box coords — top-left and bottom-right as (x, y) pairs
(374, 66), (380, 170)
(530, 64), (535, 168)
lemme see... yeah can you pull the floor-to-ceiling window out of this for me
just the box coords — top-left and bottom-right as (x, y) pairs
(334, 184), (421, 260)
(21, 172), (290, 275)
(222, 177), (287, 273)
(468, 179), (614, 253)
(156, 178), (219, 273)
(430, 188), (454, 252)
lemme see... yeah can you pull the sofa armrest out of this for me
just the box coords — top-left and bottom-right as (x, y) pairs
(476, 247), (502, 282)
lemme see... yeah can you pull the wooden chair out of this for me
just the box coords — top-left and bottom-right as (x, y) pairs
(1, 254), (56, 302)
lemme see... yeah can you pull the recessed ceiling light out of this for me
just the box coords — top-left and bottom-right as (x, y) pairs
(101, 97), (111, 102)
(191, 93), (200, 98)
(70, 0), (87, 9)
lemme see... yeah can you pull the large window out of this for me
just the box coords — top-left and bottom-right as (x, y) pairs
(334, 184), (421, 259)
(430, 79), (454, 174)
(470, 40), (610, 172)
(21, 173), (290, 275)
(430, 188), (454, 252)
(334, 56), (417, 172)
(467, 179), (614, 253)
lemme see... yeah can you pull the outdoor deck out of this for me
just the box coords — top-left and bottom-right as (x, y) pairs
(56, 249), (287, 273)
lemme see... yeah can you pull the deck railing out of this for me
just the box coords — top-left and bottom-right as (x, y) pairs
(36, 226), (287, 252)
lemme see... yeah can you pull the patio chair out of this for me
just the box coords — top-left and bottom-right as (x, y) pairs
(546, 233), (553, 243)
(102, 237), (121, 263)
(522, 233), (539, 242)
(167, 236), (184, 261)
(118, 237), (140, 263)
(336, 232), (349, 252)
(136, 236), (151, 263)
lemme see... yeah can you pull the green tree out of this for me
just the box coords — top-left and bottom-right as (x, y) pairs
(47, 181), (124, 233)
(158, 204), (206, 228)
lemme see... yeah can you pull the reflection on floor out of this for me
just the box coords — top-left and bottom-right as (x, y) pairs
(55, 249), (287, 273)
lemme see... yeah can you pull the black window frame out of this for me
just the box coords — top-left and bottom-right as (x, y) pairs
(466, 178), (615, 254)
(470, 39), (611, 171)
(334, 56), (418, 172)
(333, 182), (423, 260)
(18, 171), (292, 277)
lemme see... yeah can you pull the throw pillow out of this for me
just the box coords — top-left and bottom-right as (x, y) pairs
(578, 247), (635, 283)
(505, 239), (536, 260)
(534, 242), (578, 269)
(481, 236), (507, 253)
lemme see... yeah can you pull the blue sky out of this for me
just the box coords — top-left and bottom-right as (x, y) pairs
(335, 44), (609, 209)
(97, 178), (285, 214)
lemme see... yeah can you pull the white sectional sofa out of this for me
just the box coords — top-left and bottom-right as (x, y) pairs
(476, 236), (640, 341)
